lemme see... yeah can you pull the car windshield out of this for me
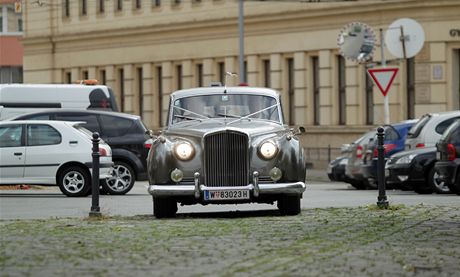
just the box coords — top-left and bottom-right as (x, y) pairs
(171, 94), (281, 125)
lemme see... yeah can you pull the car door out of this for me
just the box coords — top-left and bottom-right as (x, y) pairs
(0, 124), (25, 182)
(23, 124), (63, 184)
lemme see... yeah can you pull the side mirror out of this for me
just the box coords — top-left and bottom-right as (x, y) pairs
(145, 130), (154, 138)
(298, 126), (306, 134)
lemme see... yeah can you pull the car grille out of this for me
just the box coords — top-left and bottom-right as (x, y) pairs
(204, 131), (249, 187)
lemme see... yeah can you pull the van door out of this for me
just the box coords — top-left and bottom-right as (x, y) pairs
(0, 124), (25, 182)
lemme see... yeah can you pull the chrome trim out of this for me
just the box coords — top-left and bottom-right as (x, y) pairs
(148, 182), (306, 197)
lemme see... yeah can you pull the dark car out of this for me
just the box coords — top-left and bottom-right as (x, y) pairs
(385, 147), (450, 194)
(327, 156), (348, 182)
(361, 120), (417, 188)
(11, 109), (150, 195)
(147, 86), (306, 218)
(435, 119), (460, 195)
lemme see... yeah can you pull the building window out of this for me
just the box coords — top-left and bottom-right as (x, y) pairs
(0, 66), (23, 83)
(338, 56), (346, 125)
(312, 57), (320, 126)
(218, 62), (225, 84)
(82, 70), (89, 80)
(80, 0), (87, 16)
(99, 69), (106, 85)
(365, 69), (374, 125)
(153, 0), (161, 7)
(156, 66), (163, 126)
(135, 0), (141, 9)
(116, 0), (123, 11)
(137, 67), (143, 116)
(119, 68), (125, 112)
(63, 0), (70, 17)
(65, 72), (71, 84)
(287, 58), (295, 125)
(1, 4), (23, 33)
(407, 58), (415, 119)
(176, 65), (182, 90)
(98, 0), (105, 13)
(196, 64), (203, 87)
(263, 59), (270, 87)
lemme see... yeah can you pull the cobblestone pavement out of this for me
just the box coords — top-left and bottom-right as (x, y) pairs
(1, 204), (459, 277)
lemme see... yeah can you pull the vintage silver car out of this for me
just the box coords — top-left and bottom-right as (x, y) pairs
(147, 86), (306, 218)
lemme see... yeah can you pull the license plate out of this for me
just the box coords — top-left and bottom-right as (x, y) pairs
(204, 190), (250, 201)
(436, 152), (441, 160)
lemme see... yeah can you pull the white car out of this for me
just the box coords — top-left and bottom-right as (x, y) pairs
(405, 111), (460, 150)
(0, 120), (113, 197)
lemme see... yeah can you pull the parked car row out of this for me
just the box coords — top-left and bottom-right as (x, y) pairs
(1, 107), (151, 197)
(329, 110), (460, 195)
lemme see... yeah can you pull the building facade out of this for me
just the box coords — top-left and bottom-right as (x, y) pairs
(20, 0), (460, 165)
(0, 0), (23, 83)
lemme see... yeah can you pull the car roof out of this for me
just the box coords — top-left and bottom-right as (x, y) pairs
(170, 86), (280, 99)
(0, 120), (82, 126)
(9, 109), (141, 120)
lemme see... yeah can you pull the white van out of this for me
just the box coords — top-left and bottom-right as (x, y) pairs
(0, 81), (119, 120)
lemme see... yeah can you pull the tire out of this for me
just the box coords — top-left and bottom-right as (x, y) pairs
(101, 161), (135, 195)
(349, 180), (367, 190)
(277, 195), (301, 216)
(413, 180), (433, 194)
(58, 166), (91, 197)
(428, 167), (451, 194)
(454, 171), (460, 195)
(153, 197), (177, 218)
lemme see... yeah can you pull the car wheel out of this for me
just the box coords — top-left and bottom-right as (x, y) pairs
(101, 161), (135, 195)
(453, 171), (460, 196)
(277, 195), (301, 216)
(428, 167), (451, 194)
(153, 197), (177, 218)
(58, 166), (91, 197)
(349, 181), (367, 190)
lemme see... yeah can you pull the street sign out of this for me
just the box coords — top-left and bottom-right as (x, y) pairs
(367, 68), (399, 97)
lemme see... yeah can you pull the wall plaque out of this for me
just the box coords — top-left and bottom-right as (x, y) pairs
(415, 84), (431, 103)
(415, 64), (430, 82)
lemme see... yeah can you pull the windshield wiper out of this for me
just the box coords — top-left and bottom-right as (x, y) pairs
(227, 104), (279, 125)
(216, 113), (241, 119)
(172, 106), (221, 125)
(174, 114), (203, 122)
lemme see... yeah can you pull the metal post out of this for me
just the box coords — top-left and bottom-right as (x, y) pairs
(238, 0), (245, 84)
(376, 127), (389, 209)
(328, 144), (331, 163)
(89, 132), (101, 217)
(380, 28), (390, 125)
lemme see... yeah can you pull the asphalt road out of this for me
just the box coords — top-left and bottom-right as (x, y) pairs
(2, 179), (459, 220)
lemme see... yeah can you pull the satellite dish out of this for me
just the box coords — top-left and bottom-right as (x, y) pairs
(338, 22), (376, 63)
(385, 18), (425, 59)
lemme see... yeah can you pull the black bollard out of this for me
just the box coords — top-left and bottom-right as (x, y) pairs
(376, 127), (389, 209)
(89, 132), (101, 217)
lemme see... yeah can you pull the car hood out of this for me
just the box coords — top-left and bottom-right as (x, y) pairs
(164, 119), (287, 138)
(390, 146), (437, 159)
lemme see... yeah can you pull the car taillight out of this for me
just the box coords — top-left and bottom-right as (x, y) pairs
(356, 145), (363, 159)
(416, 143), (425, 148)
(447, 143), (456, 161)
(373, 143), (397, 157)
(99, 147), (108, 156)
(144, 139), (152, 149)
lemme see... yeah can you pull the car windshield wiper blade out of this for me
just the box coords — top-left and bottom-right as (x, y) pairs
(216, 112), (241, 118)
(173, 106), (222, 125)
(227, 104), (279, 125)
(174, 114), (203, 122)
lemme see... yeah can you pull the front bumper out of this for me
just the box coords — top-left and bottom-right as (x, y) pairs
(148, 172), (306, 198)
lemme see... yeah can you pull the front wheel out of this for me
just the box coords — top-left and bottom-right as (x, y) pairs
(153, 197), (177, 218)
(277, 195), (301, 216)
(101, 161), (135, 195)
(58, 166), (91, 197)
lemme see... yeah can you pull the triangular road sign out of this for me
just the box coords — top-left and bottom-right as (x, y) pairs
(367, 68), (399, 97)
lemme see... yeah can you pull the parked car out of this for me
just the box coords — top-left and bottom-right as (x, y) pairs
(361, 120), (417, 188)
(344, 130), (375, 189)
(435, 119), (460, 195)
(327, 156), (348, 182)
(385, 147), (450, 194)
(405, 111), (460, 150)
(11, 109), (150, 195)
(147, 86), (306, 218)
(0, 120), (113, 196)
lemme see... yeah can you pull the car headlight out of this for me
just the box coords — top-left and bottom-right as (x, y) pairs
(395, 154), (416, 165)
(258, 141), (278, 160)
(173, 141), (195, 161)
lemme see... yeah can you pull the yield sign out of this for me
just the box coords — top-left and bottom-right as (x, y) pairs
(367, 68), (399, 97)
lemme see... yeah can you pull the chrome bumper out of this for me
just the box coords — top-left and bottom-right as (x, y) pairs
(148, 171), (306, 198)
